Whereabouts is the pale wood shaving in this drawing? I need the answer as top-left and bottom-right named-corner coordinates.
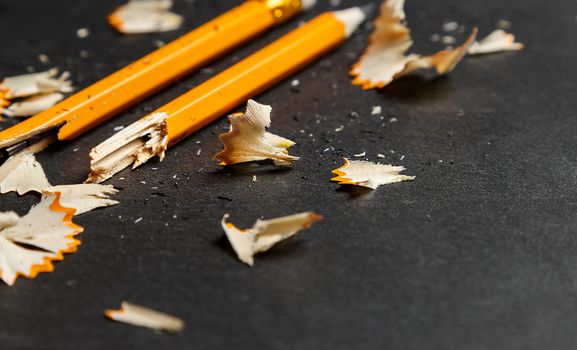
top-left (468, 29), bottom-right (524, 55)
top-left (215, 100), bottom-right (299, 166)
top-left (0, 193), bottom-right (83, 285)
top-left (331, 158), bottom-right (415, 189)
top-left (108, 0), bottom-right (183, 34)
top-left (222, 212), bottom-right (323, 266)
top-left (105, 302), bottom-right (184, 333)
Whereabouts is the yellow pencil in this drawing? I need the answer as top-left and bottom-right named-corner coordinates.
top-left (0, 0), bottom-right (316, 159)
top-left (87, 5), bottom-right (373, 183)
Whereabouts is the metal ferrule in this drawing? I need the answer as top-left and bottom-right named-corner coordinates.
top-left (256, 0), bottom-right (303, 24)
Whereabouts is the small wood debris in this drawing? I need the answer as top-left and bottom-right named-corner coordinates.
top-left (442, 21), bottom-right (459, 32)
top-left (467, 29), bottom-right (524, 55)
top-left (0, 193), bottom-right (83, 285)
top-left (76, 28), bottom-right (90, 38)
top-left (105, 302), bottom-right (184, 333)
top-left (108, 0), bottom-right (184, 34)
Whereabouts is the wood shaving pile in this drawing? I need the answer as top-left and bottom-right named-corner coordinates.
top-left (0, 69), bottom-right (73, 117)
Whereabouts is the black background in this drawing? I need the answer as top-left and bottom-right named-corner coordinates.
top-left (1, 0), bottom-right (577, 349)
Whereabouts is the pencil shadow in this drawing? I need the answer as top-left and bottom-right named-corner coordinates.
top-left (214, 235), bottom-right (238, 260)
top-left (335, 185), bottom-right (375, 199)
top-left (381, 75), bottom-right (455, 102)
top-left (212, 161), bottom-right (293, 177)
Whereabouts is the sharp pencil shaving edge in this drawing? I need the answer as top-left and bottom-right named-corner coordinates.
top-left (87, 5), bottom-right (374, 183)
top-left (0, 0), bottom-right (316, 161)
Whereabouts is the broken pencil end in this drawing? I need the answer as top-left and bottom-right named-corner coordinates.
top-left (87, 112), bottom-right (169, 183)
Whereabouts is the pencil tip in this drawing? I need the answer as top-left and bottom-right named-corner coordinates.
top-left (359, 2), bottom-right (377, 17)
top-left (333, 4), bottom-right (374, 37)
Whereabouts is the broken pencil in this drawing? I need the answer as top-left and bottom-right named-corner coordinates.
top-left (87, 4), bottom-right (374, 183)
top-left (0, 0), bottom-right (316, 160)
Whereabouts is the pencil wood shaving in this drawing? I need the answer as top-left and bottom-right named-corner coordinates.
top-left (467, 29), bottom-right (524, 55)
top-left (0, 69), bottom-right (72, 100)
top-left (0, 193), bottom-right (83, 286)
top-left (331, 158), bottom-right (415, 189)
top-left (0, 153), bottom-right (51, 195)
top-left (222, 212), bottom-right (323, 266)
top-left (105, 302), bottom-right (184, 333)
top-left (45, 185), bottom-right (119, 216)
top-left (0, 151), bottom-right (118, 215)
top-left (4, 92), bottom-right (65, 117)
top-left (108, 0), bottom-right (184, 34)
top-left (0, 69), bottom-right (73, 117)
top-left (215, 100), bottom-right (299, 166)
top-left (87, 112), bottom-right (169, 183)
top-left (350, 0), bottom-right (477, 90)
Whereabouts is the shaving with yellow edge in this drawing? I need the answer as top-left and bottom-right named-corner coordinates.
top-left (215, 99), bottom-right (299, 166)
top-left (0, 69), bottom-right (73, 117)
top-left (0, 143), bottom-right (119, 215)
top-left (222, 212), bottom-right (323, 266)
top-left (0, 193), bottom-right (83, 286)
top-left (105, 301), bottom-right (185, 333)
top-left (331, 158), bottom-right (415, 190)
top-left (108, 0), bottom-right (184, 34)
top-left (350, 0), bottom-right (477, 90)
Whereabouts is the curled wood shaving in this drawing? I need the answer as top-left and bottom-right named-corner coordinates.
top-left (0, 151), bottom-right (118, 215)
top-left (0, 69), bottom-right (72, 100)
top-left (350, 0), bottom-right (477, 90)
top-left (331, 158), bottom-right (415, 189)
top-left (4, 92), bottom-right (64, 118)
top-left (467, 29), bottom-right (524, 55)
top-left (0, 193), bottom-right (83, 285)
top-left (222, 212), bottom-right (323, 266)
top-left (105, 301), bottom-right (184, 333)
top-left (0, 153), bottom-right (51, 195)
top-left (108, 0), bottom-right (184, 34)
top-left (215, 100), bottom-right (299, 166)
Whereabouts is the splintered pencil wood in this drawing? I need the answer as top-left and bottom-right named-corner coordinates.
top-left (87, 6), bottom-right (370, 183)
top-left (0, 0), bottom-right (313, 151)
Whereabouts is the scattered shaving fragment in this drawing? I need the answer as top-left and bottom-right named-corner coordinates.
top-left (105, 302), bottom-right (184, 333)
top-left (350, 0), bottom-right (477, 90)
top-left (331, 158), bottom-right (415, 189)
top-left (371, 106), bottom-right (382, 115)
top-left (442, 21), bottom-right (458, 32)
top-left (4, 92), bottom-right (64, 117)
top-left (108, 0), bottom-right (184, 34)
top-left (0, 193), bottom-right (83, 285)
top-left (215, 100), bottom-right (299, 166)
top-left (467, 29), bottom-right (524, 55)
top-left (45, 185), bottom-right (119, 215)
top-left (0, 153), bottom-right (51, 195)
top-left (0, 150), bottom-right (118, 214)
top-left (222, 212), bottom-right (323, 266)
top-left (0, 69), bottom-right (72, 99)
top-left (87, 112), bottom-right (169, 183)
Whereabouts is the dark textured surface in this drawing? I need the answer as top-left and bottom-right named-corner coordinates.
top-left (1, 0), bottom-right (576, 349)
